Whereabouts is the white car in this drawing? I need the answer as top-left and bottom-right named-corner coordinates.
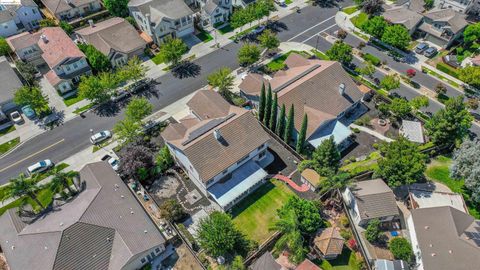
top-left (27, 159), bottom-right (53, 175)
top-left (10, 111), bottom-right (23, 124)
top-left (90, 130), bottom-right (112, 144)
top-left (108, 157), bottom-right (120, 171)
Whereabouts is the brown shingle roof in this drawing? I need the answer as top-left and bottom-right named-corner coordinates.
top-left (351, 179), bottom-right (399, 221)
top-left (238, 73), bottom-right (268, 96)
top-left (313, 227), bottom-right (345, 256)
top-left (187, 90), bottom-right (231, 120)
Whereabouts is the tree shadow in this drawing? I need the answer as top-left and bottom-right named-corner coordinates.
top-left (314, 0), bottom-right (340, 8)
top-left (93, 101), bottom-right (122, 117)
top-left (266, 21), bottom-right (288, 34)
top-left (136, 83), bottom-right (161, 99)
top-left (171, 61), bottom-right (201, 79)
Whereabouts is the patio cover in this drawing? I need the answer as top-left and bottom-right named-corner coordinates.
top-left (308, 120), bottom-right (352, 148)
top-left (207, 159), bottom-right (267, 209)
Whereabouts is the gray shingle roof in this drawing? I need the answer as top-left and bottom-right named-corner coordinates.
top-left (383, 6), bottom-right (423, 30)
top-left (0, 56), bottom-right (23, 104)
top-left (0, 162), bottom-right (165, 270)
top-left (423, 8), bottom-right (468, 33)
top-left (41, 0), bottom-right (97, 15)
top-left (250, 252), bottom-right (281, 270)
top-left (351, 179), bottom-right (399, 221)
top-left (128, 0), bottom-right (193, 25)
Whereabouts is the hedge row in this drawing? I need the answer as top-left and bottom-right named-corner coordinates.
top-left (362, 53), bottom-right (381, 66)
top-left (436, 62), bottom-right (459, 79)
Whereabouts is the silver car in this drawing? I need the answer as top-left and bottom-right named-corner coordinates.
top-left (90, 130), bottom-right (112, 144)
top-left (27, 159), bottom-right (53, 175)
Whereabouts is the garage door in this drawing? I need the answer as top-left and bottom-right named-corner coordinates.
top-left (425, 34), bottom-right (448, 48)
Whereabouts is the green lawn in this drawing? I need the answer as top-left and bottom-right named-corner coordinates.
top-left (426, 156), bottom-right (480, 219)
top-left (343, 6), bottom-right (359, 15)
top-left (196, 30), bottom-right (213, 43)
top-left (231, 179), bottom-right (295, 244)
top-left (264, 51), bottom-right (311, 73)
top-left (73, 103), bottom-right (93, 114)
top-left (218, 24), bottom-right (234, 34)
top-left (0, 125), bottom-right (16, 136)
top-left (311, 49), bottom-right (330, 60)
top-left (318, 248), bottom-right (362, 270)
top-left (351, 12), bottom-right (368, 29)
top-left (421, 66), bottom-right (460, 88)
top-left (0, 137), bottom-right (20, 155)
top-left (285, 0), bottom-right (292, 4)
top-left (341, 151), bottom-right (380, 176)
top-left (63, 94), bottom-right (84, 107)
top-left (151, 54), bottom-right (165, 65)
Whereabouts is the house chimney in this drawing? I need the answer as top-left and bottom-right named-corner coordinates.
top-left (88, 19), bottom-right (94, 27)
top-left (213, 129), bottom-right (222, 141)
top-left (338, 83), bottom-right (346, 96)
top-left (40, 34), bottom-right (48, 44)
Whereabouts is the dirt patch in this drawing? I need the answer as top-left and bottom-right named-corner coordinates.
top-left (149, 174), bottom-right (180, 200)
top-left (0, 253), bottom-right (8, 270)
top-left (163, 242), bottom-right (203, 270)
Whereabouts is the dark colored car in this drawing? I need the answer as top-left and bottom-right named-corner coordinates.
top-left (415, 42), bottom-right (429, 54)
top-left (424, 47), bottom-right (438, 58)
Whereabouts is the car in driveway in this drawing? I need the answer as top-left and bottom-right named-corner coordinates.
top-left (424, 47), bottom-right (438, 58)
top-left (21, 105), bottom-right (36, 120)
top-left (10, 111), bottom-right (23, 124)
top-left (90, 130), bottom-right (112, 144)
top-left (27, 159), bottom-right (53, 175)
top-left (101, 155), bottom-right (120, 171)
top-left (415, 42), bottom-right (429, 54)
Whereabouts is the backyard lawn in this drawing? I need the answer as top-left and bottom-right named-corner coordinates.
top-left (231, 179), bottom-right (295, 244)
top-left (426, 155), bottom-right (480, 219)
top-left (318, 248), bottom-right (362, 270)
top-left (341, 151), bottom-right (380, 176)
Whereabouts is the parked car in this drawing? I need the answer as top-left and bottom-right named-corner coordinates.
top-left (27, 159), bottom-right (53, 175)
top-left (90, 130), bottom-right (112, 144)
top-left (424, 47), bottom-right (438, 58)
top-left (415, 42), bottom-right (429, 54)
top-left (9, 111), bottom-right (23, 124)
top-left (21, 105), bottom-right (36, 120)
top-left (129, 78), bottom-right (152, 94)
top-left (111, 88), bottom-right (131, 102)
top-left (250, 25), bottom-right (266, 36)
top-left (102, 155), bottom-right (120, 171)
top-left (42, 113), bottom-right (60, 126)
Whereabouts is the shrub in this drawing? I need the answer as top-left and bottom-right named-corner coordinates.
top-left (389, 237), bottom-right (413, 262)
top-left (340, 228), bottom-right (352, 240)
top-left (340, 215), bottom-right (350, 227)
top-left (362, 53), bottom-right (381, 66)
top-left (365, 219), bottom-right (381, 243)
top-left (436, 62), bottom-right (459, 78)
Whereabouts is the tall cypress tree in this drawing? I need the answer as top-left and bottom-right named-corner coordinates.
top-left (296, 114), bottom-right (308, 153)
top-left (277, 104), bottom-right (286, 139)
top-left (284, 104), bottom-right (294, 144)
top-left (269, 93), bottom-right (278, 131)
top-left (264, 84), bottom-right (272, 126)
top-left (258, 84), bottom-right (266, 122)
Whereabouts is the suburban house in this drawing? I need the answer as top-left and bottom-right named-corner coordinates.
top-left (0, 0), bottom-right (42, 37)
top-left (0, 162), bottom-right (170, 270)
top-left (399, 120), bottom-right (425, 144)
top-left (233, 0), bottom-right (255, 8)
top-left (383, 5), bottom-right (423, 35)
top-left (40, 0), bottom-right (102, 21)
top-left (312, 227), bottom-right (345, 260)
top-left (417, 8), bottom-right (468, 48)
top-left (342, 179), bottom-right (400, 227)
top-left (128, 0), bottom-right (194, 45)
top-left (161, 90), bottom-right (272, 211)
top-left (407, 206), bottom-right (480, 270)
top-left (0, 56), bottom-right (23, 129)
top-left (437, 0), bottom-right (480, 14)
top-left (408, 187), bottom-right (468, 213)
top-left (250, 252), bottom-right (283, 270)
top-left (199, 0), bottom-right (232, 27)
top-left (75, 17), bottom-right (147, 67)
top-left (239, 53), bottom-right (366, 149)
top-left (295, 259), bottom-right (321, 270)
top-left (7, 27), bottom-right (92, 94)
top-left (374, 259), bottom-right (410, 270)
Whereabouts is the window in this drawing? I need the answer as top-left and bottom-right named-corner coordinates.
top-left (140, 258), bottom-right (146, 264)
top-left (73, 63), bottom-right (78, 69)
top-left (66, 66), bottom-right (71, 71)
top-left (155, 247), bottom-right (161, 253)
top-left (24, 12), bottom-right (27, 16)
top-left (32, 8), bottom-right (36, 14)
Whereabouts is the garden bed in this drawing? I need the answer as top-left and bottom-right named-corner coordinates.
top-left (263, 51), bottom-right (311, 73)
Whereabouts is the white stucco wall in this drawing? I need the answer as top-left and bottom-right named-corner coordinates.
top-left (407, 215), bottom-right (424, 270)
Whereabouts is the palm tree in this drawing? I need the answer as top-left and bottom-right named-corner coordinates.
top-left (270, 210), bottom-right (305, 263)
top-left (50, 169), bottom-right (75, 196)
top-left (6, 174), bottom-right (44, 209)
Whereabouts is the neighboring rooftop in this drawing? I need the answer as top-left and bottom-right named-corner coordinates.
top-left (75, 17), bottom-right (146, 56)
top-left (41, 0), bottom-right (97, 15)
top-left (0, 56), bottom-right (23, 103)
top-left (313, 227), bottom-right (345, 257)
top-left (400, 120), bottom-right (424, 144)
top-left (375, 259), bottom-right (410, 270)
top-left (409, 189), bottom-right (468, 213)
top-left (423, 8), bottom-right (468, 33)
top-left (383, 6), bottom-right (423, 30)
top-left (350, 179), bottom-right (399, 220)
top-left (0, 162), bottom-right (166, 270)
top-left (295, 259), bottom-right (320, 270)
top-left (250, 252), bottom-right (282, 270)
top-left (128, 0), bottom-right (193, 25)
top-left (409, 206), bottom-right (480, 270)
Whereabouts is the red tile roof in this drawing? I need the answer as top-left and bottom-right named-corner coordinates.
top-left (295, 259), bottom-right (321, 270)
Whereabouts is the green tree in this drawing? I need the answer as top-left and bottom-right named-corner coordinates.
top-left (365, 218), bottom-right (381, 243)
top-left (319, 172), bottom-right (351, 194)
top-left (196, 211), bottom-right (249, 257)
top-left (388, 98), bottom-right (411, 118)
top-left (380, 75), bottom-right (400, 91)
top-left (269, 93), bottom-right (278, 131)
top-left (125, 97), bottom-right (153, 122)
top-left (312, 136), bottom-right (341, 176)
top-left (459, 65), bottom-right (480, 89)
top-left (264, 85), bottom-right (272, 126)
top-left (410, 96), bottom-right (429, 110)
top-left (356, 62), bottom-right (376, 77)
top-left (78, 44), bottom-right (111, 73)
top-left (276, 104), bottom-right (286, 138)
top-left (377, 136), bottom-right (427, 187)
top-left (258, 84), bottom-right (266, 122)
top-left (50, 169), bottom-right (75, 196)
top-left (0, 37), bottom-right (11, 56)
top-left (278, 196), bottom-right (322, 234)
top-left (271, 209), bottom-right (305, 263)
top-left (425, 96), bottom-right (473, 147)
top-left (13, 86), bottom-right (49, 115)
top-left (39, 18), bottom-right (56, 27)
top-left (208, 67), bottom-right (235, 99)
top-left (103, 0), bottom-right (130, 17)
top-left (156, 145), bottom-right (174, 174)
top-left (258, 29), bottom-right (280, 52)
top-left (361, 16), bottom-right (387, 38)
top-left (424, 0), bottom-right (434, 9)
top-left (230, 256), bottom-right (246, 270)
top-left (119, 56), bottom-right (147, 82)
top-left (326, 41), bottom-right (353, 64)
top-left (389, 237), bottom-right (413, 262)
top-left (15, 60), bottom-right (37, 85)
top-left (464, 22), bottom-right (480, 44)
top-left (157, 37), bottom-right (188, 66)
top-left (113, 118), bottom-right (143, 145)
top-left (434, 83), bottom-right (447, 97)
top-left (6, 174), bottom-right (44, 209)
top-left (284, 104), bottom-right (294, 143)
top-left (237, 43), bottom-right (261, 66)
top-left (159, 199), bottom-right (186, 222)
top-left (381, 25), bottom-right (411, 50)
top-left (59, 21), bottom-right (73, 35)
top-left (296, 114), bottom-right (308, 154)
top-left (78, 75), bottom-right (111, 104)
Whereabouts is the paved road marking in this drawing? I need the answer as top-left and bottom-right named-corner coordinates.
top-left (300, 24), bottom-right (337, 43)
top-left (0, 139), bottom-right (65, 173)
top-left (286, 15), bottom-right (336, 42)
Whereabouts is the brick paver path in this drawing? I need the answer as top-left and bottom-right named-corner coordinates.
top-left (273, 174), bottom-right (310, 192)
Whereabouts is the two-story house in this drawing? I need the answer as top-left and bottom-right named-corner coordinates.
top-left (417, 8), bottom-right (468, 48)
top-left (128, 0), bottom-right (194, 45)
top-left (239, 53), bottom-right (366, 150)
top-left (199, 0), bottom-right (232, 27)
top-left (7, 27), bottom-right (92, 94)
top-left (0, 0), bottom-right (42, 37)
top-left (0, 162), bottom-right (171, 270)
top-left (41, 0), bottom-right (102, 21)
top-left (437, 0), bottom-right (480, 14)
top-left (161, 90), bottom-right (272, 211)
top-left (75, 18), bottom-right (147, 68)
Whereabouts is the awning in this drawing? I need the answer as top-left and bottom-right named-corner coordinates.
top-left (208, 160), bottom-right (267, 209)
top-left (308, 120), bottom-right (352, 148)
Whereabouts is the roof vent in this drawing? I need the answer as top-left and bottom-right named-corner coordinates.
top-left (144, 230), bottom-right (148, 234)
top-left (93, 254), bottom-right (96, 258)
top-left (213, 129), bottom-right (222, 141)
top-left (448, 250), bottom-right (453, 254)
top-left (424, 226), bottom-right (429, 230)
top-left (40, 34), bottom-right (48, 44)
top-left (107, 237), bottom-right (111, 242)
top-left (59, 222), bottom-right (64, 226)
top-left (130, 211), bottom-right (134, 214)
top-left (121, 195), bottom-right (125, 198)
top-left (339, 83), bottom-right (346, 96)
top-left (44, 246), bottom-right (48, 250)
top-left (431, 253), bottom-right (436, 257)
top-left (115, 184), bottom-right (119, 188)
top-left (11, 246), bottom-right (15, 250)
top-left (429, 244), bottom-right (433, 247)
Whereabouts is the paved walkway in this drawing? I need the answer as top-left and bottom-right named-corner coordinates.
top-left (350, 123), bottom-right (394, 142)
top-left (273, 174), bottom-right (310, 192)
